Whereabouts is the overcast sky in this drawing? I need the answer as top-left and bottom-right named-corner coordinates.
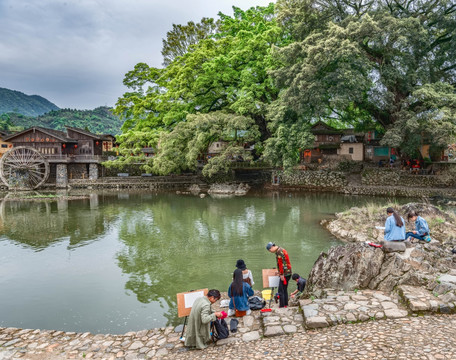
top-left (0, 0), bottom-right (273, 110)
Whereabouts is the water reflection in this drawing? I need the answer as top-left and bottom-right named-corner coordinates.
top-left (0, 192), bottom-right (116, 250)
top-left (0, 190), bottom-right (410, 332)
top-left (114, 193), bottom-right (350, 326)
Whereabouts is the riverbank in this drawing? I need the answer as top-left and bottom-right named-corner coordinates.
top-left (1, 287), bottom-right (455, 359)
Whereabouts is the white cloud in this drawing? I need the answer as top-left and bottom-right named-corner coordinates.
top-left (0, 0), bottom-right (273, 109)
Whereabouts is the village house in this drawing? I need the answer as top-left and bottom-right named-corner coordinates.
top-left (2, 126), bottom-right (112, 186)
top-left (301, 121), bottom-right (343, 163)
top-left (0, 130), bottom-right (12, 157)
top-left (338, 133), bottom-right (364, 161)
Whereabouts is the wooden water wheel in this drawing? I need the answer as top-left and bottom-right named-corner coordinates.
top-left (0, 146), bottom-right (50, 190)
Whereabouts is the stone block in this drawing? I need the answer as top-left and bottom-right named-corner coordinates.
top-left (305, 317), bottom-right (329, 328)
top-left (216, 338), bottom-right (239, 346)
top-left (242, 315), bottom-right (254, 328)
top-left (264, 326), bottom-right (284, 337)
top-left (283, 325), bottom-right (297, 334)
top-left (302, 304), bottom-right (319, 318)
top-left (439, 274), bottom-right (456, 285)
top-left (409, 300), bottom-right (429, 311)
top-left (381, 301), bottom-right (398, 310)
top-left (299, 299), bottom-right (313, 307)
top-left (242, 331), bottom-right (260, 342)
top-left (384, 309), bottom-right (408, 319)
top-left (383, 241), bottom-right (406, 253)
top-left (344, 303), bottom-right (360, 311)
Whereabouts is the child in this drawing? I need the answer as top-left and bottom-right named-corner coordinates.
top-left (290, 273), bottom-right (306, 299)
top-left (406, 211), bottom-right (431, 242)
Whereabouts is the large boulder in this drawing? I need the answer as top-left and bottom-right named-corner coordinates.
top-left (304, 239), bottom-right (456, 297)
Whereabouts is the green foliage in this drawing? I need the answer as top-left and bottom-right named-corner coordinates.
top-left (114, 4), bottom-right (289, 172)
top-left (152, 111), bottom-right (260, 177)
top-left (381, 83), bottom-right (456, 155)
top-left (0, 87), bottom-right (59, 117)
top-left (161, 17), bottom-right (219, 66)
top-left (272, 0), bottom-right (456, 154)
top-left (2, 107), bottom-right (123, 135)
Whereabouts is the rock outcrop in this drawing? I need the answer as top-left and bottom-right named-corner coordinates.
top-left (207, 183), bottom-right (250, 196)
top-left (322, 202), bottom-right (456, 243)
top-left (304, 239), bottom-right (456, 303)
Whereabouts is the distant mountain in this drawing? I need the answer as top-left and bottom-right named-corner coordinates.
top-left (0, 87), bottom-right (60, 116)
top-left (1, 107), bottom-right (123, 135)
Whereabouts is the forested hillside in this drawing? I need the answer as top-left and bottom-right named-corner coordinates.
top-left (0, 87), bottom-right (59, 116)
top-left (0, 107), bottom-right (123, 135)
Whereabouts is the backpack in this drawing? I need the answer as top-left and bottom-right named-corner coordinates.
top-left (211, 318), bottom-right (229, 342)
top-left (248, 296), bottom-right (266, 310)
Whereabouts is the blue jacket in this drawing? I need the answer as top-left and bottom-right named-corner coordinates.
top-left (415, 216), bottom-right (430, 236)
top-left (384, 215), bottom-right (406, 241)
top-left (228, 282), bottom-right (254, 311)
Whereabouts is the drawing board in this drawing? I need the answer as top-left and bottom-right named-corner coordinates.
top-left (262, 269), bottom-right (280, 288)
top-left (176, 289), bottom-right (208, 318)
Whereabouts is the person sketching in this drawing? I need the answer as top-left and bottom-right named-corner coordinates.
top-left (384, 207), bottom-right (406, 241)
top-left (228, 269), bottom-right (254, 317)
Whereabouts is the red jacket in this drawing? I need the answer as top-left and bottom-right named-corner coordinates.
top-left (276, 247), bottom-right (292, 276)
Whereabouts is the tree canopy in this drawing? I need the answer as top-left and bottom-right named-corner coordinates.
top-left (272, 0), bottom-right (456, 158)
top-left (114, 0), bottom-right (456, 175)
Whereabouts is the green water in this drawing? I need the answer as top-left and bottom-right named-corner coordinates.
top-left (0, 191), bottom-right (406, 334)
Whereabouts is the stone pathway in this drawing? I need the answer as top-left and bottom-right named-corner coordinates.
top-left (300, 289), bottom-right (408, 329)
top-left (1, 287), bottom-right (456, 359)
top-left (165, 315), bottom-right (456, 360)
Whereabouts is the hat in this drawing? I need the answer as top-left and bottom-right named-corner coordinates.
top-left (386, 207), bottom-right (394, 213)
top-left (236, 259), bottom-right (247, 270)
top-left (266, 242), bottom-right (275, 251)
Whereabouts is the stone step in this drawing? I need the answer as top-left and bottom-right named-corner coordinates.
top-left (299, 289), bottom-right (409, 329)
top-left (396, 284), bottom-right (456, 314)
top-left (260, 307), bottom-right (303, 337)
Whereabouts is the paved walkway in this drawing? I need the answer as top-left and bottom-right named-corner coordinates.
top-left (165, 315), bottom-right (456, 360)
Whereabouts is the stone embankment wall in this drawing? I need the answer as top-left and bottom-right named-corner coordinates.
top-left (271, 168), bottom-right (456, 198)
top-left (361, 168), bottom-right (454, 188)
top-left (277, 170), bottom-right (347, 189)
top-left (66, 175), bottom-right (205, 191)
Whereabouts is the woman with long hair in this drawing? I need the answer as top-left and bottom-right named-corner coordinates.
top-left (227, 268), bottom-right (254, 317)
top-left (384, 207), bottom-right (406, 241)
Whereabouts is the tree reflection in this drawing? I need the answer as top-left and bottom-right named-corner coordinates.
top-left (0, 193), bottom-right (116, 250)
top-left (114, 193), bottom-right (331, 326)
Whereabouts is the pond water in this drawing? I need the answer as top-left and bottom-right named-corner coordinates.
top-left (0, 191), bottom-right (409, 334)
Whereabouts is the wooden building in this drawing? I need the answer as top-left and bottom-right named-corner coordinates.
top-left (301, 122), bottom-right (343, 162)
top-left (3, 126), bottom-right (111, 186)
top-left (0, 130), bottom-right (12, 157)
top-left (3, 126), bottom-right (108, 160)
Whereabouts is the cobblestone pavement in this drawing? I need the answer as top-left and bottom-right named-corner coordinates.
top-left (165, 315), bottom-right (456, 360)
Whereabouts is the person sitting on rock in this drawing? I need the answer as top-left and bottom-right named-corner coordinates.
top-left (235, 259), bottom-right (254, 286)
top-left (384, 207), bottom-right (406, 241)
top-left (290, 273), bottom-right (306, 299)
top-left (228, 269), bottom-right (254, 317)
top-left (184, 289), bottom-right (223, 350)
top-left (406, 211), bottom-right (431, 242)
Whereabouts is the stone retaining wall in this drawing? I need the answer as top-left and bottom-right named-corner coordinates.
top-left (361, 168), bottom-right (454, 187)
top-left (277, 170), bottom-right (347, 189)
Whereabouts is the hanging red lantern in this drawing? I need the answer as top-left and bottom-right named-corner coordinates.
top-left (62, 144), bottom-right (66, 148)
top-left (96, 141), bottom-right (99, 146)
top-left (74, 145), bottom-right (78, 149)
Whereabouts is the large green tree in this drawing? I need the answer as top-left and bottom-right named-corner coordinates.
top-left (272, 0), bottom-right (456, 159)
top-left (114, 4), bottom-right (291, 174)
